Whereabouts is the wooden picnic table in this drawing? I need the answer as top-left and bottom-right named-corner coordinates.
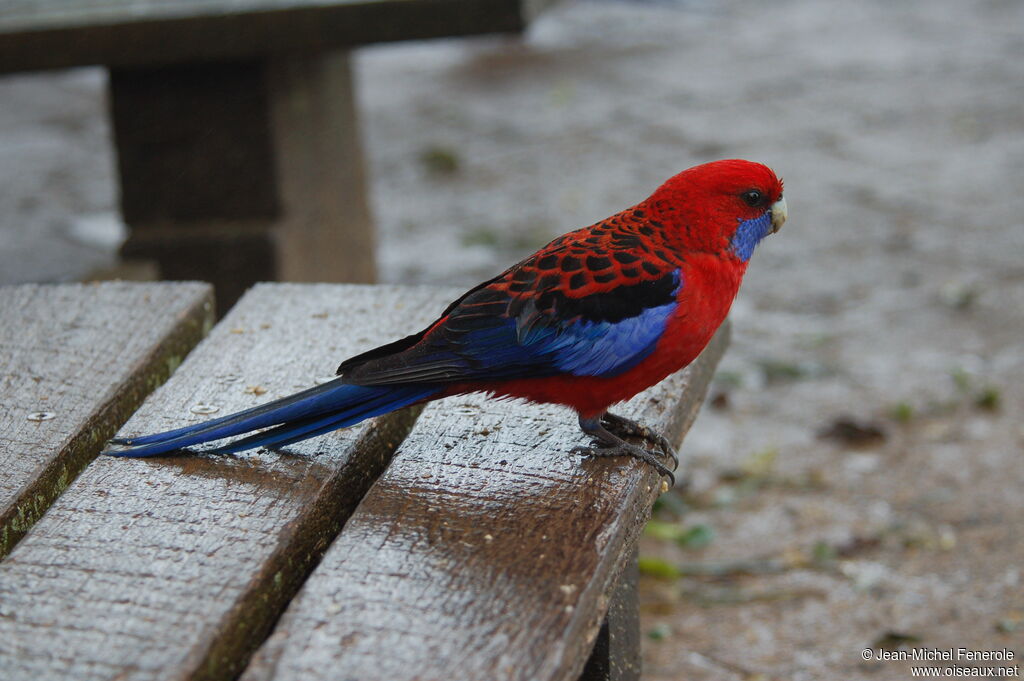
top-left (0, 282), bottom-right (727, 681)
top-left (0, 0), bottom-right (553, 311)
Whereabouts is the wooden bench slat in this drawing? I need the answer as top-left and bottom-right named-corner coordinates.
top-left (241, 325), bottom-right (730, 681)
top-left (0, 0), bottom-right (547, 73)
top-left (0, 282), bottom-right (212, 558)
top-left (0, 283), bottom-right (454, 681)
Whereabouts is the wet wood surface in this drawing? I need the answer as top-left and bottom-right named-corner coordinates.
top-left (243, 324), bottom-right (730, 681)
top-left (0, 281), bottom-right (212, 558)
top-left (0, 0), bottom-right (546, 73)
top-left (0, 283), bottom-right (455, 681)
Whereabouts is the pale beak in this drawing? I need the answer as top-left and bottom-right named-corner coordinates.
top-left (770, 196), bottom-right (788, 233)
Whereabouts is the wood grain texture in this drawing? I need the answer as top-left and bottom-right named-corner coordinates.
top-left (0, 281), bottom-right (213, 558)
top-left (0, 283), bottom-right (456, 681)
top-left (0, 0), bottom-right (544, 73)
top-left (242, 323), bottom-right (730, 681)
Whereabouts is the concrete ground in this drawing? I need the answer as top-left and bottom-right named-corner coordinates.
top-left (1, 0), bottom-right (1021, 678)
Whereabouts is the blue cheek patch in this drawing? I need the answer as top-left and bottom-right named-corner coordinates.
top-left (730, 212), bottom-right (773, 262)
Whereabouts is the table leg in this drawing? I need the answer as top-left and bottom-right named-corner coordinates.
top-left (109, 52), bottom-right (375, 313)
top-left (579, 547), bottom-right (642, 681)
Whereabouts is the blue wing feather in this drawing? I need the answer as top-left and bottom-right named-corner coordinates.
top-left (343, 270), bottom-right (682, 385)
top-left (549, 300), bottom-right (677, 376)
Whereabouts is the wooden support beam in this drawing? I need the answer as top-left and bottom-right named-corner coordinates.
top-left (578, 548), bottom-right (641, 681)
top-left (111, 53), bottom-right (375, 313)
top-left (269, 52), bottom-right (376, 285)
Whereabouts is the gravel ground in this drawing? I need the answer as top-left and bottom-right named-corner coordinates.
top-left (1, 0), bottom-right (1021, 678)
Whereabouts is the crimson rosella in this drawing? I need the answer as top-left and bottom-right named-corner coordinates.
top-left (105, 159), bottom-right (787, 482)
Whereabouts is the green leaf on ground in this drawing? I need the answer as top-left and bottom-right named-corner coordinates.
top-left (644, 521), bottom-right (715, 549)
top-left (638, 556), bottom-right (681, 579)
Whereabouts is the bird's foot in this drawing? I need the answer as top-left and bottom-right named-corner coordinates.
top-left (571, 440), bottom-right (675, 486)
top-left (600, 412), bottom-right (679, 470)
top-left (574, 413), bottom-right (678, 486)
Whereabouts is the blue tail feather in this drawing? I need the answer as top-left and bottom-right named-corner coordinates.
top-left (104, 380), bottom-right (439, 458)
top-left (109, 378), bottom-right (355, 447)
top-left (202, 386), bottom-right (437, 455)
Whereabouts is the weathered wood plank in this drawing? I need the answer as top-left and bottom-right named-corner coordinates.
top-left (0, 0), bottom-right (547, 73)
top-left (0, 283), bottom-right (455, 681)
top-left (0, 281), bottom-right (212, 558)
top-left (242, 324), bottom-right (730, 681)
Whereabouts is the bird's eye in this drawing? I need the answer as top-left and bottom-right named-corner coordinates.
top-left (741, 189), bottom-right (765, 208)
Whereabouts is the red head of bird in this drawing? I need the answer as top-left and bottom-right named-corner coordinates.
top-left (643, 159), bottom-right (786, 261)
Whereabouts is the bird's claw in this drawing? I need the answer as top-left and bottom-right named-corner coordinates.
top-left (601, 413), bottom-right (680, 470)
top-left (572, 441), bottom-right (676, 487)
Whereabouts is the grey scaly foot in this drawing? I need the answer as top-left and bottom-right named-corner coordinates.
top-left (600, 412), bottom-right (679, 470)
top-left (573, 414), bottom-right (676, 485)
top-left (571, 440), bottom-right (676, 484)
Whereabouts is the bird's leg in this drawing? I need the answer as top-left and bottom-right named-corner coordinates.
top-left (571, 414), bottom-right (675, 485)
top-left (600, 412), bottom-right (679, 470)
